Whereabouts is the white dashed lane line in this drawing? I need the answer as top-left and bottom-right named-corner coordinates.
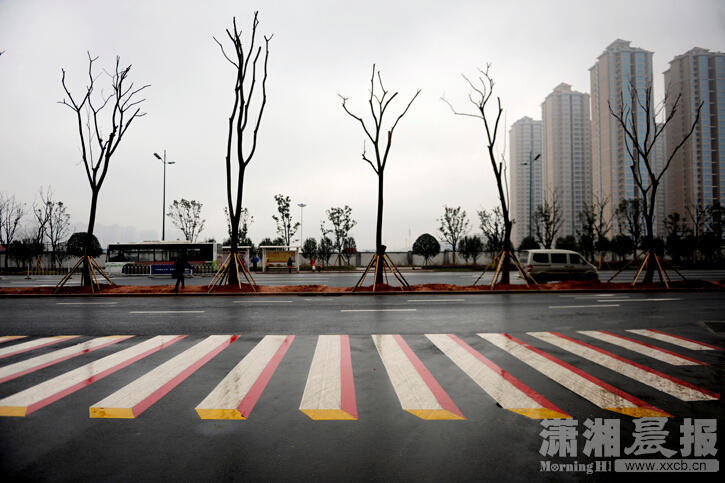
top-left (340, 309), bottom-right (417, 313)
top-left (407, 299), bottom-right (466, 303)
top-left (57, 302), bottom-right (119, 305)
top-left (129, 311), bottom-right (206, 314)
top-left (548, 304), bottom-right (620, 309)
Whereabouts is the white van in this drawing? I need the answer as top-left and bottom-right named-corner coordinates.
top-left (519, 249), bottom-right (598, 282)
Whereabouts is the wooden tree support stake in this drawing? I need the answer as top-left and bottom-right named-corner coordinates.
top-left (473, 250), bottom-right (536, 288)
top-left (54, 256), bottom-right (115, 294)
top-left (352, 253), bottom-right (411, 292)
top-left (208, 252), bottom-right (256, 293)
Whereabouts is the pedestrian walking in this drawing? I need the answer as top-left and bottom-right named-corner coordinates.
top-left (173, 252), bottom-right (190, 293)
top-left (287, 256), bottom-right (293, 274)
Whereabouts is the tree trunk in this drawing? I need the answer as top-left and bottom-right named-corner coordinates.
top-left (501, 219), bottom-right (512, 284)
top-left (375, 172), bottom-right (385, 285)
top-left (83, 189), bottom-right (99, 287)
top-left (643, 207), bottom-right (656, 284)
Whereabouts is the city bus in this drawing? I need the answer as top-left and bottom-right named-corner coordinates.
top-left (105, 241), bottom-right (221, 275)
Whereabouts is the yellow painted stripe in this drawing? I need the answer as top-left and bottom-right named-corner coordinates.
top-left (406, 409), bottom-right (463, 420)
top-left (0, 336), bottom-right (27, 344)
top-left (300, 409), bottom-right (358, 420)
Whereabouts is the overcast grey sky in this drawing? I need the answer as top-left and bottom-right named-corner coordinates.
top-left (1, 0), bottom-right (724, 250)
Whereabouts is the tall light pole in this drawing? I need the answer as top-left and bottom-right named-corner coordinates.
top-left (297, 203), bottom-right (306, 246)
top-left (153, 150), bottom-right (176, 241)
top-left (521, 152), bottom-right (541, 239)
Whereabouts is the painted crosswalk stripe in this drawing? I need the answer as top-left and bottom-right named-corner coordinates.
top-left (90, 335), bottom-right (239, 419)
top-left (626, 329), bottom-right (723, 351)
top-left (196, 335), bottom-right (295, 420)
top-left (426, 334), bottom-right (569, 419)
top-left (0, 335), bottom-right (184, 417)
top-left (0, 336), bottom-right (133, 384)
top-left (0, 336), bottom-right (78, 360)
top-left (374, 334), bottom-right (464, 420)
top-left (299, 335), bottom-right (357, 420)
top-left (578, 330), bottom-right (706, 366)
top-left (0, 336), bottom-right (27, 344)
top-left (478, 333), bottom-right (670, 418)
top-left (529, 332), bottom-right (719, 402)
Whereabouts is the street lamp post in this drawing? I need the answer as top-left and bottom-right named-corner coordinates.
top-left (521, 152), bottom-right (541, 239)
top-left (153, 150), bottom-right (176, 241)
top-left (297, 203), bottom-right (306, 246)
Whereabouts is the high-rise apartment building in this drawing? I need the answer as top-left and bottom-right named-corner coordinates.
top-left (541, 83), bottom-right (592, 238)
top-left (590, 39), bottom-right (665, 236)
top-left (664, 47), bottom-right (725, 222)
top-left (509, 116), bottom-right (543, 247)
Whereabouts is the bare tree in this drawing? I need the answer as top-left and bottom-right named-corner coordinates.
top-left (167, 199), bottom-right (205, 242)
top-left (594, 197), bottom-right (613, 265)
top-left (214, 12), bottom-right (271, 286)
top-left (616, 199), bottom-right (644, 259)
top-left (324, 205), bottom-right (357, 266)
top-left (224, 206), bottom-right (253, 245)
top-left (59, 52), bottom-right (149, 285)
top-left (443, 65), bottom-right (516, 284)
top-left (340, 65), bottom-right (420, 285)
top-left (533, 194), bottom-right (563, 249)
top-left (478, 207), bottom-right (505, 260)
top-left (272, 194), bottom-right (299, 246)
top-left (609, 82), bottom-right (702, 283)
top-left (438, 205), bottom-right (469, 264)
top-left (0, 193), bottom-right (25, 269)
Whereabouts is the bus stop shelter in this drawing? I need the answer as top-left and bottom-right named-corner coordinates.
top-left (260, 245), bottom-right (300, 273)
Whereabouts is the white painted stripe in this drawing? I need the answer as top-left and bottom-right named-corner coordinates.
top-left (57, 302), bottom-right (119, 305)
top-left (129, 311), bottom-right (205, 314)
top-left (340, 309), bottom-right (417, 313)
top-left (626, 329), bottom-right (719, 351)
top-left (234, 300), bottom-right (293, 303)
top-left (299, 335), bottom-right (357, 420)
top-left (478, 333), bottom-right (668, 417)
top-left (0, 336), bottom-right (131, 383)
top-left (549, 304), bottom-right (620, 309)
top-left (601, 298), bottom-right (681, 303)
top-left (407, 299), bottom-right (466, 303)
top-left (578, 331), bottom-right (702, 366)
top-left (0, 336), bottom-right (182, 416)
top-left (90, 335), bottom-right (237, 418)
top-left (0, 336), bottom-right (77, 359)
top-left (0, 336), bottom-right (26, 344)
top-left (426, 334), bottom-right (569, 419)
top-left (196, 335), bottom-right (292, 419)
top-left (529, 332), bottom-right (718, 401)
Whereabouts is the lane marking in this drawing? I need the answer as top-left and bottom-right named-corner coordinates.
top-left (0, 336), bottom-right (27, 344)
top-left (406, 299), bottom-right (466, 303)
top-left (529, 332), bottom-right (719, 402)
top-left (340, 309), bottom-right (417, 313)
top-left (129, 311), bottom-right (205, 314)
top-left (548, 304), bottom-right (620, 309)
top-left (196, 335), bottom-right (295, 420)
top-left (599, 298), bottom-right (682, 303)
top-left (234, 300), bottom-right (293, 304)
top-left (478, 333), bottom-right (671, 418)
top-left (56, 302), bottom-right (119, 305)
top-left (426, 334), bottom-right (569, 419)
top-left (626, 329), bottom-right (723, 351)
top-left (374, 334), bottom-right (464, 420)
top-left (90, 335), bottom-right (239, 418)
top-left (299, 335), bottom-right (357, 420)
top-left (0, 336), bottom-right (133, 384)
top-left (0, 336), bottom-right (78, 360)
top-left (578, 330), bottom-right (706, 366)
top-left (0, 336), bottom-right (184, 417)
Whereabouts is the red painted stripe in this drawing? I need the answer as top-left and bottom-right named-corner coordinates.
top-left (549, 332), bottom-right (719, 400)
top-left (646, 329), bottom-right (723, 350)
top-left (394, 334), bottom-right (463, 417)
top-left (237, 335), bottom-right (295, 418)
top-left (448, 334), bottom-right (569, 416)
top-left (0, 336), bottom-right (134, 385)
top-left (597, 330), bottom-right (707, 365)
top-left (0, 337), bottom-right (79, 360)
top-left (24, 336), bottom-right (185, 416)
top-left (500, 333), bottom-right (670, 416)
top-left (338, 335), bottom-right (358, 419)
top-left (131, 335), bottom-right (240, 417)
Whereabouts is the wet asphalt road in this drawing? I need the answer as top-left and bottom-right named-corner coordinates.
top-left (0, 292), bottom-right (723, 481)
